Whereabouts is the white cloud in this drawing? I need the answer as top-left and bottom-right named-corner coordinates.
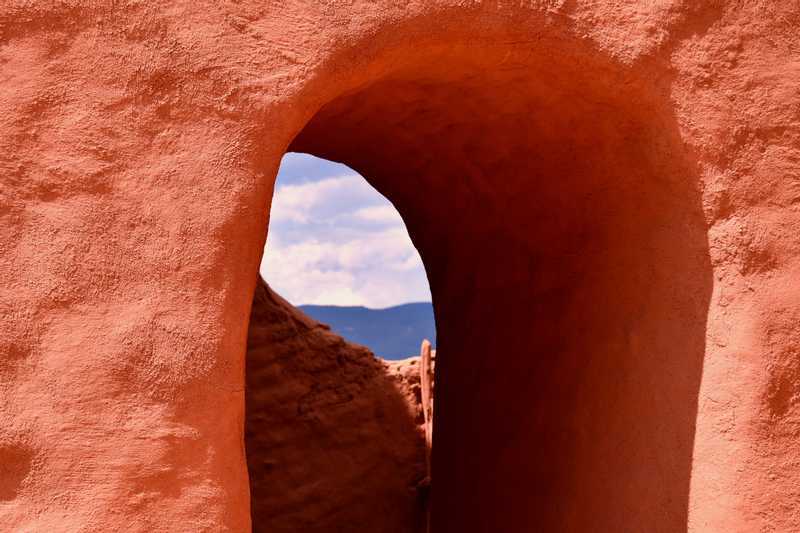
top-left (268, 174), bottom-right (384, 224)
top-left (261, 228), bottom-right (429, 308)
top-left (260, 154), bottom-right (431, 308)
top-left (349, 205), bottom-right (404, 224)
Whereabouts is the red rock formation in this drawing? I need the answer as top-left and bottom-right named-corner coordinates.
top-left (2, 2), bottom-right (800, 532)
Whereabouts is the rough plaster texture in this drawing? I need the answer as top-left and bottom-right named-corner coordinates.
top-left (1, 1), bottom-right (800, 532)
top-left (245, 279), bottom-right (427, 533)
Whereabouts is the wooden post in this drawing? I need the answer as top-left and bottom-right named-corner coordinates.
top-left (420, 339), bottom-right (434, 532)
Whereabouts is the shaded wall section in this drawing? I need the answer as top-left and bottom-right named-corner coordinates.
top-left (291, 39), bottom-right (713, 532)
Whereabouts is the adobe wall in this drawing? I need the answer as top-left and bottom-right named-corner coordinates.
top-left (245, 279), bottom-right (428, 533)
top-left (2, 2), bottom-right (799, 531)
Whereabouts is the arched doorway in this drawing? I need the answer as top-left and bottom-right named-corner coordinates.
top-left (250, 22), bottom-right (712, 533)
top-left (247, 153), bottom-right (435, 532)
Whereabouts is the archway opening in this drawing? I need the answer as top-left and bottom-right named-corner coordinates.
top-left (260, 152), bottom-right (436, 359)
top-left (246, 154), bottom-right (435, 533)
top-left (248, 28), bottom-right (712, 533)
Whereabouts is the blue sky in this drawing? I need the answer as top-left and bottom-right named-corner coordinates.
top-left (259, 153), bottom-right (432, 308)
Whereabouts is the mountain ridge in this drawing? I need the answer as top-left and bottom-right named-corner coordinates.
top-left (298, 301), bottom-right (436, 360)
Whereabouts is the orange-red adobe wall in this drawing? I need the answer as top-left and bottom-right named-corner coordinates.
top-left (2, 2), bottom-right (800, 532)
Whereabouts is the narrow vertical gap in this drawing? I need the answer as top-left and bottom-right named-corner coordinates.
top-left (247, 153), bottom-right (435, 533)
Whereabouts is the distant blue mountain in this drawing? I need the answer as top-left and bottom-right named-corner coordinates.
top-left (298, 302), bottom-right (436, 360)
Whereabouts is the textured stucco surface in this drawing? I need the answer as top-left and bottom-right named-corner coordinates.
top-left (245, 279), bottom-right (427, 533)
top-left (2, 1), bottom-right (800, 532)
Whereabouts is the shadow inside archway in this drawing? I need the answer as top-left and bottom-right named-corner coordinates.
top-left (285, 31), bottom-right (712, 532)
